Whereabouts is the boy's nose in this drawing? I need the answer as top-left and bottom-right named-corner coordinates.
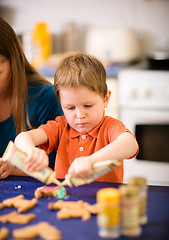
top-left (76, 109), bottom-right (85, 118)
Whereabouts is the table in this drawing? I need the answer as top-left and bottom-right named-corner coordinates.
top-left (0, 176), bottom-right (169, 240)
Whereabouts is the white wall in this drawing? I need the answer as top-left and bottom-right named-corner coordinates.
top-left (0, 0), bottom-right (169, 56)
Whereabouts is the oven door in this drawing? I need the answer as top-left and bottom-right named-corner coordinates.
top-left (120, 109), bottom-right (169, 186)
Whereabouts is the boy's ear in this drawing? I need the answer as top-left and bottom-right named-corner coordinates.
top-left (104, 90), bottom-right (111, 108)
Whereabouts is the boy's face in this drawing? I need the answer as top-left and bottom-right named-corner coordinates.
top-left (60, 86), bottom-right (110, 134)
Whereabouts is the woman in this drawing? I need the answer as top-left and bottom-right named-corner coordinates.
top-left (0, 17), bottom-right (63, 179)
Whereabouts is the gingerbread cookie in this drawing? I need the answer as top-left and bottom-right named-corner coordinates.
top-left (0, 227), bottom-right (9, 240)
top-left (0, 202), bottom-right (5, 210)
top-left (83, 202), bottom-right (101, 215)
top-left (2, 194), bottom-right (37, 212)
top-left (12, 221), bottom-right (61, 240)
top-left (2, 194), bottom-right (24, 207)
top-left (48, 200), bottom-right (84, 210)
top-left (57, 207), bottom-right (91, 221)
top-left (48, 200), bottom-right (100, 221)
top-left (35, 185), bottom-right (67, 199)
top-left (0, 211), bottom-right (36, 224)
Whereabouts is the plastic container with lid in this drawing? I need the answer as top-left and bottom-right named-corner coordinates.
top-left (97, 188), bottom-right (121, 238)
top-left (119, 185), bottom-right (141, 237)
top-left (129, 177), bottom-right (148, 224)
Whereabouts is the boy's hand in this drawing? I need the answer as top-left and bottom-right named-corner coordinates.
top-left (68, 156), bottom-right (93, 180)
top-left (25, 147), bottom-right (49, 172)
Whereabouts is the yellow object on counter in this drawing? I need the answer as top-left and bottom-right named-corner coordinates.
top-left (32, 22), bottom-right (52, 67)
top-left (97, 188), bottom-right (121, 238)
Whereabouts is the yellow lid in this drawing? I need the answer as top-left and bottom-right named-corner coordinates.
top-left (129, 177), bottom-right (147, 187)
top-left (97, 188), bottom-right (120, 203)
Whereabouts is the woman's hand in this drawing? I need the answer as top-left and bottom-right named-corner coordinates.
top-left (0, 158), bottom-right (12, 179)
top-left (68, 156), bottom-right (93, 180)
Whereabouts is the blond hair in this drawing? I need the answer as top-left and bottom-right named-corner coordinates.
top-left (0, 17), bottom-right (49, 134)
top-left (54, 53), bottom-right (107, 100)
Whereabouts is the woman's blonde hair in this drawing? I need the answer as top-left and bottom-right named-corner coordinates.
top-left (0, 17), bottom-right (49, 134)
top-left (54, 53), bottom-right (107, 100)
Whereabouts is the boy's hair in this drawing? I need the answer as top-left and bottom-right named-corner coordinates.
top-left (54, 53), bottom-right (107, 100)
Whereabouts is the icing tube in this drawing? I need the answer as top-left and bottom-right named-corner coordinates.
top-left (61, 159), bottom-right (121, 187)
top-left (2, 141), bottom-right (60, 185)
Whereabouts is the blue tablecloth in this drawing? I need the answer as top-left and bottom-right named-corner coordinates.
top-left (0, 176), bottom-right (169, 240)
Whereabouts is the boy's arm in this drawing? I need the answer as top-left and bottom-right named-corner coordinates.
top-left (68, 132), bottom-right (138, 179)
top-left (15, 129), bottom-right (48, 150)
top-left (14, 129), bottom-right (49, 172)
top-left (90, 132), bottom-right (139, 163)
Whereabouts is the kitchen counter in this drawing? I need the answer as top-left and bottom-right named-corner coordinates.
top-left (0, 176), bottom-right (169, 240)
top-left (37, 61), bottom-right (128, 79)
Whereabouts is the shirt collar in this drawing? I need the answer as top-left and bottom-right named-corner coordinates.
top-left (69, 114), bottom-right (105, 139)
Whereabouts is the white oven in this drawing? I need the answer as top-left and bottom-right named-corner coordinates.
top-left (118, 68), bottom-right (169, 186)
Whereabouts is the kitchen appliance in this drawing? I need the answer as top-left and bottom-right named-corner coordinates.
top-left (147, 48), bottom-right (169, 70)
top-left (85, 27), bottom-right (142, 65)
top-left (118, 64), bottom-right (169, 186)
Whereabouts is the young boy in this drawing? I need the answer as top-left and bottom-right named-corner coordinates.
top-left (15, 53), bottom-right (138, 183)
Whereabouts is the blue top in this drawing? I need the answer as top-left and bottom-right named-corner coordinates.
top-left (0, 82), bottom-right (63, 169)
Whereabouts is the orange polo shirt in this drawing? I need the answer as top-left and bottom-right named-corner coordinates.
top-left (39, 115), bottom-right (136, 183)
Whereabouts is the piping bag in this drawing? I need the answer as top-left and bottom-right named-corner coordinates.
top-left (61, 159), bottom-right (121, 187)
top-left (2, 141), bottom-right (61, 186)
top-left (2, 141), bottom-right (121, 188)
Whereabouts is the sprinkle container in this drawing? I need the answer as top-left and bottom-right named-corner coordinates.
top-left (119, 185), bottom-right (141, 237)
top-left (97, 188), bottom-right (121, 238)
top-left (129, 177), bottom-right (148, 224)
